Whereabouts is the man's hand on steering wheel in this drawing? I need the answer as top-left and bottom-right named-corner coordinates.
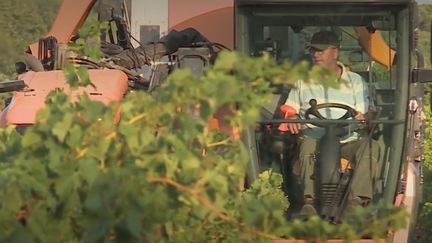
top-left (303, 99), bottom-right (361, 128)
top-left (279, 104), bottom-right (302, 134)
top-left (280, 100), bottom-right (364, 134)
top-left (287, 116), bottom-right (302, 134)
top-left (354, 112), bottom-right (366, 121)
top-left (286, 110), bottom-right (364, 134)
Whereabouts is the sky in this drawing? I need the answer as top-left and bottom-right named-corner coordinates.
top-left (418, 0), bottom-right (432, 3)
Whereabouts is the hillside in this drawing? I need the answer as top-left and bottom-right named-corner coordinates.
top-left (418, 4), bottom-right (432, 67)
top-left (0, 0), bottom-right (60, 78)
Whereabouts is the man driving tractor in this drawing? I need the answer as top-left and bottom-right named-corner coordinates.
top-left (283, 31), bottom-right (380, 217)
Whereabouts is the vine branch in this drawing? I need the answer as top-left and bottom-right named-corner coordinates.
top-left (147, 176), bottom-right (280, 240)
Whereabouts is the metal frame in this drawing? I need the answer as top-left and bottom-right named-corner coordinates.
top-left (236, 0), bottom-right (413, 5)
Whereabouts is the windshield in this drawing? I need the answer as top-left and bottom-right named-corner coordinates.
top-left (239, 5), bottom-right (399, 86)
top-left (237, 3), bottom-right (410, 204)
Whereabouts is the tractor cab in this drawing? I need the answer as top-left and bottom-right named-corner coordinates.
top-left (236, 0), bottom-right (428, 225)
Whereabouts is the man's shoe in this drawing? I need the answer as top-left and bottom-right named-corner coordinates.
top-left (299, 197), bottom-right (317, 219)
top-left (348, 196), bottom-right (363, 208)
top-left (299, 204), bottom-right (317, 218)
top-left (342, 196), bottom-right (369, 220)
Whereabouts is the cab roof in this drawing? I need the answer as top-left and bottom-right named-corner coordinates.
top-left (236, 0), bottom-right (413, 4)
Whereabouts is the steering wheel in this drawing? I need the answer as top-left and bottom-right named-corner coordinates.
top-left (304, 99), bottom-right (357, 127)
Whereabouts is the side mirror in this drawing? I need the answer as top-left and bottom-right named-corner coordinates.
top-left (0, 80), bottom-right (26, 93)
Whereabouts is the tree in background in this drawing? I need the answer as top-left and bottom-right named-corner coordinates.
top-left (0, 0), bottom-right (60, 77)
top-left (417, 4), bottom-right (432, 68)
top-left (414, 5), bottom-right (432, 242)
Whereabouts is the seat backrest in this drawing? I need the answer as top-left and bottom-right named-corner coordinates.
top-left (355, 70), bottom-right (374, 83)
top-left (260, 85), bottom-right (291, 120)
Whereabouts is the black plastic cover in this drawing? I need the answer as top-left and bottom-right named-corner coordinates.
top-left (0, 80), bottom-right (26, 93)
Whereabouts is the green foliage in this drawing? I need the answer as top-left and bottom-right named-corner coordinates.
top-left (414, 11), bottom-right (432, 241)
top-left (287, 202), bottom-right (406, 242)
top-left (1, 0), bottom-right (425, 241)
top-left (63, 16), bottom-right (108, 90)
top-left (63, 64), bottom-right (95, 89)
top-left (418, 30), bottom-right (431, 68)
top-left (0, 50), bottom-right (406, 242)
top-left (68, 17), bottom-right (107, 62)
top-left (417, 4), bottom-right (432, 33)
top-left (416, 93), bottom-right (432, 242)
top-left (417, 4), bottom-right (432, 68)
top-left (417, 202), bottom-right (432, 242)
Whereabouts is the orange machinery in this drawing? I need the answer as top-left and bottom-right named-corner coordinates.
top-left (0, 69), bottom-right (128, 128)
top-left (1, 0), bottom-right (395, 129)
top-left (1, 0), bottom-right (234, 129)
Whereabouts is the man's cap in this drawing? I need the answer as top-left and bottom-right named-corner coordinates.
top-left (309, 31), bottom-right (340, 51)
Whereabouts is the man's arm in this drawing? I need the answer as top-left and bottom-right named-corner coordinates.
top-left (353, 74), bottom-right (369, 121)
top-left (354, 112), bottom-right (366, 121)
top-left (282, 81), bottom-right (302, 134)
